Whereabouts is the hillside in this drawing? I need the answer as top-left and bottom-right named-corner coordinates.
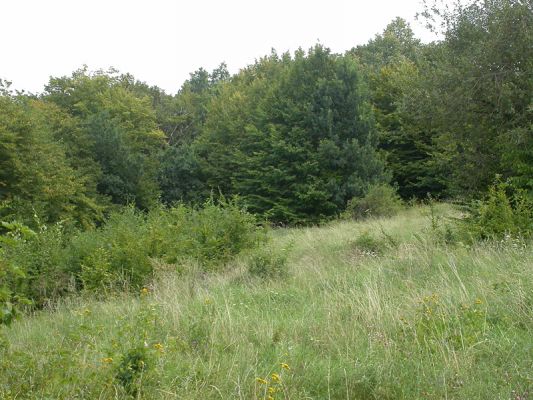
top-left (1, 205), bottom-right (532, 399)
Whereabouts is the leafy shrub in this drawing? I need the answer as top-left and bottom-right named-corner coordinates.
top-left (1, 220), bottom-right (69, 311)
top-left (79, 247), bottom-right (114, 291)
top-left (1, 200), bottom-right (264, 312)
top-left (0, 259), bottom-right (26, 325)
top-left (66, 206), bottom-right (153, 293)
top-left (247, 245), bottom-right (290, 279)
top-left (1, 254), bottom-right (20, 326)
top-left (68, 200), bottom-right (263, 291)
top-left (461, 180), bottom-right (533, 240)
top-left (151, 198), bottom-right (265, 269)
top-left (343, 184), bottom-right (403, 220)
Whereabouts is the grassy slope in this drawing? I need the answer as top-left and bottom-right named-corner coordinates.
top-left (1, 205), bottom-right (532, 399)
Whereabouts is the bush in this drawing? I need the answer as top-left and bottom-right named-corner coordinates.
top-left (1, 200), bottom-right (264, 314)
top-left (66, 206), bottom-right (152, 293)
top-left (0, 221), bottom-right (37, 324)
top-left (0, 259), bottom-right (26, 325)
top-left (461, 180), bottom-right (533, 240)
top-left (247, 245), bottom-right (290, 279)
top-left (343, 184), bottom-right (403, 220)
top-left (1, 221), bottom-right (70, 310)
top-left (151, 199), bottom-right (265, 269)
top-left (67, 200), bottom-right (263, 291)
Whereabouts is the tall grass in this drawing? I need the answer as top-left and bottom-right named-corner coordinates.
top-left (1, 205), bottom-right (532, 399)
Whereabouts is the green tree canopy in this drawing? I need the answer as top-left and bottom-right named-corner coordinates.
top-left (197, 46), bottom-right (387, 224)
top-left (0, 84), bottom-right (102, 227)
top-left (44, 68), bottom-right (166, 209)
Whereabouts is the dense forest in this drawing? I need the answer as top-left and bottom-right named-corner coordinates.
top-left (1, 0), bottom-right (530, 228)
top-left (1, 0), bottom-right (532, 316)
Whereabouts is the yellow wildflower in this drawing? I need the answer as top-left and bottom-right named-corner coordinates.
top-left (153, 343), bottom-right (164, 351)
top-left (268, 386), bottom-right (277, 394)
top-left (280, 363), bottom-right (290, 370)
top-left (101, 357), bottom-right (113, 363)
top-left (256, 378), bottom-right (268, 385)
top-left (140, 287), bottom-right (149, 295)
top-left (271, 373), bottom-right (281, 382)
top-left (474, 298), bottom-right (483, 305)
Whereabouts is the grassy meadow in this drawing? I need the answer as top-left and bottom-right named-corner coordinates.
top-left (1, 204), bottom-right (532, 399)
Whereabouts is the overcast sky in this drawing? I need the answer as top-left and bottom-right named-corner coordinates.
top-left (1, 0), bottom-right (448, 95)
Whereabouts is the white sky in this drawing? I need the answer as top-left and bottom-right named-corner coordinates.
top-left (1, 0), bottom-right (446, 95)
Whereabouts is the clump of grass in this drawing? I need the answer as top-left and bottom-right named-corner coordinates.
top-left (351, 230), bottom-right (384, 256)
top-left (247, 244), bottom-right (291, 279)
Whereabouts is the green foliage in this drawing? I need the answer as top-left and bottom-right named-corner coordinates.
top-left (150, 199), bottom-right (265, 269)
top-left (0, 221), bottom-right (35, 324)
top-left (247, 244), bottom-right (290, 279)
top-left (0, 95), bottom-right (103, 228)
top-left (115, 346), bottom-right (152, 396)
top-left (152, 64), bottom-right (229, 205)
top-left (344, 183), bottom-right (403, 220)
top-left (1, 201), bottom-right (262, 311)
top-left (0, 260), bottom-right (25, 325)
top-left (44, 68), bottom-right (166, 210)
top-left (1, 2), bottom-right (533, 396)
top-left (461, 180), bottom-right (533, 240)
top-left (350, 18), bottom-right (445, 199)
top-left (1, 221), bottom-right (71, 308)
top-left (2, 3), bottom-right (532, 225)
top-left (158, 144), bottom-right (207, 204)
top-left (68, 206), bottom-right (152, 292)
top-left (198, 45), bottom-right (387, 224)
top-left (414, 0), bottom-right (533, 196)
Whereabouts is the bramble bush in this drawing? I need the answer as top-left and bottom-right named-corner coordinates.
top-left (0, 222), bottom-right (69, 312)
top-left (66, 206), bottom-right (153, 293)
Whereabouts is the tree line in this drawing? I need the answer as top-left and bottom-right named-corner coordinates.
top-left (1, 0), bottom-right (531, 227)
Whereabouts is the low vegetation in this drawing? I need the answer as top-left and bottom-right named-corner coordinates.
top-left (343, 183), bottom-right (404, 220)
top-left (1, 205), bottom-right (532, 399)
top-left (0, 200), bottom-right (264, 322)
